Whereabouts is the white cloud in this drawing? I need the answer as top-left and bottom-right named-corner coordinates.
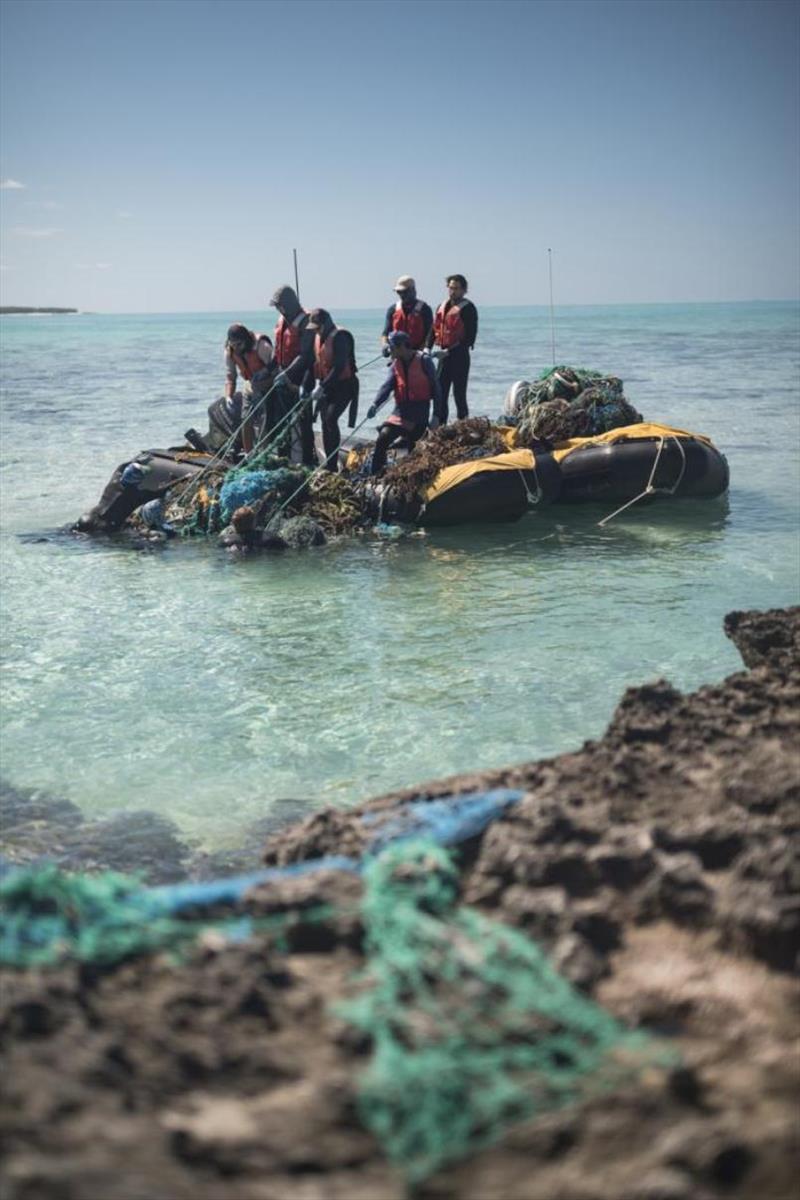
top-left (12, 226), bottom-right (63, 238)
top-left (75, 261), bottom-right (113, 270)
top-left (24, 199), bottom-right (62, 211)
top-left (0, 179), bottom-right (26, 190)
top-left (116, 210), bottom-right (132, 219)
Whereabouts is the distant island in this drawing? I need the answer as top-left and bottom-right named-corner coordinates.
top-left (0, 306), bottom-right (78, 315)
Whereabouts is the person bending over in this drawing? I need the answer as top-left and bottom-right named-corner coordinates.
top-left (223, 324), bottom-right (277, 453)
top-left (269, 285), bottom-right (317, 465)
top-left (366, 331), bottom-right (443, 476)
top-left (306, 308), bottom-right (359, 472)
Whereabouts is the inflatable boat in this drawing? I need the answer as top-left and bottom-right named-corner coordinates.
top-left (75, 420), bottom-right (728, 537)
top-left (369, 423), bottom-right (729, 527)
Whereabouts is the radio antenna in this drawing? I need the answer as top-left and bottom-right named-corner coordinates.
top-left (548, 248), bottom-right (556, 366)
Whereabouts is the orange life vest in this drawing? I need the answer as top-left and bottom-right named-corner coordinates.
top-left (393, 353), bottom-right (433, 404)
top-left (274, 310), bottom-right (308, 367)
top-left (391, 300), bottom-right (426, 350)
top-left (434, 299), bottom-right (469, 349)
top-left (232, 334), bottom-right (271, 381)
top-left (314, 328), bottom-right (355, 382)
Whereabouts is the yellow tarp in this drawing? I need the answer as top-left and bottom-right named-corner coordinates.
top-left (544, 423), bottom-right (713, 463)
top-left (424, 449), bottom-right (536, 503)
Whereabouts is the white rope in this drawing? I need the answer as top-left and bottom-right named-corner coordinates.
top-left (517, 461), bottom-right (541, 506)
top-left (598, 435), bottom-right (687, 527)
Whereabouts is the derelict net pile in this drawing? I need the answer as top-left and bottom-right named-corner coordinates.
top-left (1, 841), bottom-right (664, 1186)
top-left (381, 416), bottom-right (510, 502)
top-left (341, 839), bottom-right (664, 1182)
top-left (161, 452), bottom-right (370, 540)
top-left (512, 366), bottom-right (643, 447)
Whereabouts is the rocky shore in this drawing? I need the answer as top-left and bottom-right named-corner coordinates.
top-left (1, 606), bottom-right (798, 1200)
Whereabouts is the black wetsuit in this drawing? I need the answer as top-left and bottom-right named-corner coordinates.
top-left (434, 299), bottom-right (478, 422)
top-left (306, 329), bottom-right (359, 471)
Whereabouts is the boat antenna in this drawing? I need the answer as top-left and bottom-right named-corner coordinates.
top-left (293, 248), bottom-right (300, 304)
top-left (548, 247), bottom-right (556, 366)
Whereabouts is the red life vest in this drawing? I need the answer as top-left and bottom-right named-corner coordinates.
top-left (274, 310), bottom-right (308, 367)
top-left (314, 328), bottom-right (355, 382)
top-left (393, 354), bottom-right (432, 404)
top-left (232, 334), bottom-right (271, 381)
top-left (434, 299), bottom-right (469, 349)
top-left (391, 300), bottom-right (426, 350)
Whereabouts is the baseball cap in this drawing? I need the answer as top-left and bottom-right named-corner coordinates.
top-left (394, 275), bottom-right (416, 292)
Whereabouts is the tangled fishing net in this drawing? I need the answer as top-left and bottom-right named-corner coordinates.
top-left (381, 417), bottom-right (510, 502)
top-left (0, 866), bottom-right (200, 967)
top-left (337, 839), bottom-right (667, 1183)
top-left (512, 366), bottom-right (643, 447)
top-left (154, 447), bottom-right (370, 542)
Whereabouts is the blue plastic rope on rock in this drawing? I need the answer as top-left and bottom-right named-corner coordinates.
top-left (146, 791), bottom-right (523, 917)
top-left (362, 788), bottom-right (524, 853)
top-left (150, 856), bottom-right (360, 914)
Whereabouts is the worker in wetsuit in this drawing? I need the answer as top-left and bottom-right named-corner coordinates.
top-left (306, 308), bottom-right (359, 472)
top-left (428, 274), bottom-right (478, 423)
top-left (366, 331), bottom-right (443, 476)
top-left (269, 285), bottom-right (317, 466)
top-left (223, 324), bottom-right (278, 453)
top-left (380, 275), bottom-right (433, 355)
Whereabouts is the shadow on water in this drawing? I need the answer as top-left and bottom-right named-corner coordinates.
top-left (420, 494), bottom-right (731, 565)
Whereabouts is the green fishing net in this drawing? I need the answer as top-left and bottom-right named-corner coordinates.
top-left (0, 866), bottom-right (189, 967)
top-left (337, 839), bottom-right (667, 1184)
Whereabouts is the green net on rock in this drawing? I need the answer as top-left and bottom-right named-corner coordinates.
top-left (337, 839), bottom-right (667, 1184)
top-left (0, 866), bottom-right (194, 967)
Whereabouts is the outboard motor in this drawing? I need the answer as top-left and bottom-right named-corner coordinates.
top-left (503, 380), bottom-right (531, 419)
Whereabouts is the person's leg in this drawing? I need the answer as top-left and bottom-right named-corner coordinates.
top-left (320, 402), bottom-right (340, 469)
top-left (371, 424), bottom-right (404, 476)
top-left (438, 356), bottom-right (454, 424)
top-left (452, 348), bottom-right (471, 419)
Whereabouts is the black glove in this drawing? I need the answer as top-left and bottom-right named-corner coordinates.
top-left (381, 345), bottom-right (391, 358)
top-left (367, 404), bottom-right (378, 420)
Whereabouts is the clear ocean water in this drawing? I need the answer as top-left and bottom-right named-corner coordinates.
top-left (1, 302), bottom-right (798, 846)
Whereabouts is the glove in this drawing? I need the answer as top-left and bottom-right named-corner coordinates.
top-left (274, 369), bottom-right (288, 384)
top-left (381, 345), bottom-right (391, 357)
top-left (367, 404), bottom-right (378, 420)
top-left (430, 348), bottom-right (448, 361)
top-left (429, 415), bottom-right (441, 430)
top-left (311, 384), bottom-right (325, 403)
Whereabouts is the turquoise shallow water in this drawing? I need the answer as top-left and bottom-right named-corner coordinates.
top-left (1, 303), bottom-right (798, 844)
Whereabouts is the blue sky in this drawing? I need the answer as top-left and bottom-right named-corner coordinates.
top-left (0, 0), bottom-right (797, 312)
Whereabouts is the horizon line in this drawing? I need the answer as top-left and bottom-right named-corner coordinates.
top-left (2, 297), bottom-right (798, 318)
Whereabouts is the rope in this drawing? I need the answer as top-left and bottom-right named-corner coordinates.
top-left (597, 435), bottom-right (688, 527)
top-left (517, 460), bottom-right (541, 507)
top-left (168, 375), bottom-right (291, 508)
top-left (169, 353), bottom-right (386, 511)
top-left (267, 406), bottom-right (378, 522)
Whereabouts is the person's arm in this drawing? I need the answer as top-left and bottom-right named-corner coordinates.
top-left (367, 371), bottom-right (395, 418)
top-left (380, 304), bottom-right (394, 350)
top-left (421, 303), bottom-right (434, 344)
top-left (423, 355), bottom-right (444, 421)
top-left (463, 301), bottom-right (478, 350)
top-left (224, 347), bottom-right (237, 400)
